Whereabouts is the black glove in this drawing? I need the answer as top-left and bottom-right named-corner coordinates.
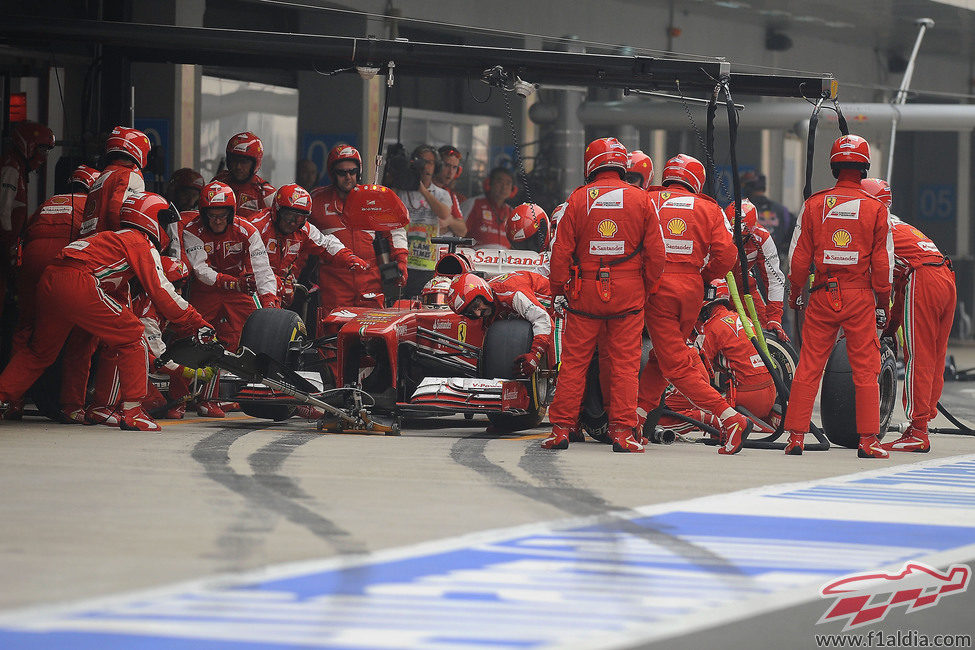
top-left (195, 326), bottom-right (217, 345)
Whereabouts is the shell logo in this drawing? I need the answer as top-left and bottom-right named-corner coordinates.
top-left (831, 229), bottom-right (852, 247)
top-left (596, 219), bottom-right (618, 238)
top-left (667, 218), bottom-right (687, 236)
top-left (826, 196), bottom-right (837, 209)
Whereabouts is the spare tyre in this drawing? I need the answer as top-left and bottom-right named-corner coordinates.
top-left (479, 318), bottom-right (546, 431)
top-left (820, 337), bottom-right (896, 448)
top-left (238, 308), bottom-right (306, 421)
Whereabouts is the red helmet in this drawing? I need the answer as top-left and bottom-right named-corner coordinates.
top-left (106, 126), bottom-right (151, 169)
top-left (626, 150), bottom-right (654, 190)
top-left (724, 199), bottom-right (758, 234)
top-left (710, 278), bottom-right (731, 301)
top-left (829, 135), bottom-right (870, 167)
top-left (168, 167), bottom-right (204, 192)
top-left (12, 121), bottom-right (55, 169)
top-left (584, 137), bottom-right (628, 180)
top-left (272, 183), bottom-right (313, 225)
top-left (506, 203), bottom-right (550, 251)
top-left (199, 181), bottom-right (237, 222)
top-left (119, 192), bottom-right (169, 249)
top-left (420, 275), bottom-right (453, 306)
top-left (662, 154), bottom-right (706, 194)
top-left (447, 273), bottom-right (493, 318)
top-left (68, 164), bottom-right (100, 192)
top-left (225, 132), bottom-right (264, 172)
top-left (326, 144), bottom-right (362, 180)
top-left (160, 256), bottom-right (190, 283)
top-left (861, 177), bottom-right (892, 208)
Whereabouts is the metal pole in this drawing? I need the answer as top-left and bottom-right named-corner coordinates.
top-left (886, 17), bottom-right (935, 179)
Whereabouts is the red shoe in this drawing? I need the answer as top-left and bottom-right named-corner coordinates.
top-left (197, 401), bottom-right (226, 418)
top-left (4, 400), bottom-right (24, 421)
top-left (86, 405), bottom-right (120, 427)
top-left (119, 406), bottom-right (162, 432)
top-left (881, 427), bottom-right (930, 453)
top-left (858, 435), bottom-right (890, 459)
top-left (717, 412), bottom-right (751, 455)
top-left (165, 404), bottom-right (186, 420)
top-left (784, 431), bottom-right (805, 456)
top-left (60, 408), bottom-right (88, 425)
top-left (541, 425), bottom-right (572, 450)
top-left (610, 425), bottom-right (645, 453)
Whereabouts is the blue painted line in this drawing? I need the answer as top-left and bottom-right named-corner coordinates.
top-left (2, 455), bottom-right (974, 649)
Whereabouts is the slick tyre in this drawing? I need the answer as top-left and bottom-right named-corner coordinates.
top-left (238, 308), bottom-right (306, 421)
top-left (821, 337), bottom-right (896, 448)
top-left (480, 318), bottom-right (545, 432)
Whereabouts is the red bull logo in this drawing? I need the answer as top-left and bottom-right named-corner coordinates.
top-left (818, 562), bottom-right (970, 630)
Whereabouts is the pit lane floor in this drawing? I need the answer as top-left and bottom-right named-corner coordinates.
top-left (1, 349), bottom-right (974, 649)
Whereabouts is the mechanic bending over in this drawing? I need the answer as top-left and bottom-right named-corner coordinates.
top-left (861, 178), bottom-right (956, 454)
top-left (447, 270), bottom-right (553, 378)
top-left (636, 154), bottom-right (749, 455)
top-left (784, 135), bottom-right (893, 458)
top-left (0, 193), bottom-right (214, 432)
top-left (546, 137), bottom-right (666, 453)
top-left (658, 279), bottom-right (777, 438)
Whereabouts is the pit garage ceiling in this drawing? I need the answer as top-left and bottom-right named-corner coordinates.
top-left (615, 0), bottom-right (975, 59)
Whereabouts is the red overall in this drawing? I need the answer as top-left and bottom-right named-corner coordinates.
top-left (461, 196), bottom-right (512, 248)
top-left (486, 271), bottom-right (553, 353)
top-left (784, 175), bottom-right (893, 437)
top-left (888, 218), bottom-right (955, 432)
top-left (637, 186), bottom-right (738, 424)
top-left (310, 185), bottom-right (408, 320)
top-left (549, 171), bottom-right (665, 431)
top-left (212, 170), bottom-right (276, 223)
top-left (80, 162), bottom-right (144, 236)
top-left (182, 210), bottom-right (278, 350)
top-left (0, 230), bottom-right (208, 406)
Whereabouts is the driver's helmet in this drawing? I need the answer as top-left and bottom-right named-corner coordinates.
top-left (698, 278), bottom-right (732, 329)
top-left (420, 275), bottom-right (453, 306)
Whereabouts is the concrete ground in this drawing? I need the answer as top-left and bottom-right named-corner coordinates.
top-left (1, 343), bottom-right (974, 648)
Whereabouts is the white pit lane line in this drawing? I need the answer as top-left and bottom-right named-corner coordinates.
top-left (1, 454), bottom-right (974, 649)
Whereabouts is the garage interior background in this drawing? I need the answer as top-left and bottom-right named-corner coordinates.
top-left (3, 0), bottom-right (975, 335)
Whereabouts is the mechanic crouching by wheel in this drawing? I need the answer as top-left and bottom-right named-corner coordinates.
top-left (183, 180), bottom-right (278, 418)
top-left (659, 279), bottom-right (777, 437)
top-left (447, 270), bottom-right (553, 377)
top-left (0, 193), bottom-right (214, 431)
top-left (255, 183), bottom-right (369, 308)
top-left (311, 145), bottom-right (408, 314)
top-left (861, 178), bottom-right (955, 454)
top-left (545, 137), bottom-right (666, 453)
top-left (636, 154), bottom-right (746, 455)
top-left (783, 136), bottom-right (893, 458)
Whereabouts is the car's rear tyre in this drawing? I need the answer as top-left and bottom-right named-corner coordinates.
top-left (479, 319), bottom-right (546, 432)
top-left (821, 337), bottom-right (896, 448)
top-left (238, 308), bottom-right (306, 421)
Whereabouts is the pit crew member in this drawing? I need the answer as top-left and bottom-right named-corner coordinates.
top-left (505, 203), bottom-right (550, 254)
top-left (783, 136), bottom-right (893, 458)
top-left (724, 198), bottom-right (788, 340)
top-left (546, 137), bottom-right (666, 453)
top-left (460, 167), bottom-right (515, 248)
top-left (0, 193), bottom-right (212, 431)
top-left (861, 178), bottom-right (955, 453)
top-left (183, 180), bottom-right (278, 417)
top-left (212, 132), bottom-right (276, 222)
top-left (637, 154), bottom-right (747, 455)
top-left (310, 144), bottom-right (408, 314)
top-left (81, 126), bottom-right (150, 236)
